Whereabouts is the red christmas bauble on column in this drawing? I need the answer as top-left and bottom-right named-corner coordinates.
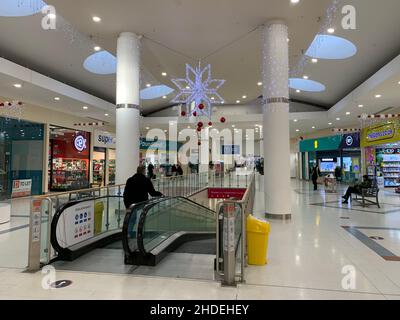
top-left (181, 110), bottom-right (186, 117)
top-left (0, 103), bottom-right (4, 107)
top-left (198, 141), bottom-right (202, 146)
top-left (197, 127), bottom-right (202, 132)
top-left (193, 111), bottom-right (197, 117)
top-left (197, 122), bottom-right (203, 128)
top-left (220, 117), bottom-right (226, 123)
top-left (198, 103), bottom-right (205, 110)
top-left (208, 122), bottom-right (213, 126)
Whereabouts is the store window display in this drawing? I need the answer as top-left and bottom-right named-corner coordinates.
top-left (49, 127), bottom-right (90, 191)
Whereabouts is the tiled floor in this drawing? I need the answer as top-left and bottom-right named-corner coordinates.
top-left (1, 175), bottom-right (400, 299)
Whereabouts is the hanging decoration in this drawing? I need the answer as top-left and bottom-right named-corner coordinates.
top-left (359, 113), bottom-right (400, 129)
top-left (0, 100), bottom-right (23, 120)
top-left (171, 62), bottom-right (225, 120)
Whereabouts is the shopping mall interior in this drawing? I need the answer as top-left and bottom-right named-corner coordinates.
top-left (0, 0), bottom-right (400, 303)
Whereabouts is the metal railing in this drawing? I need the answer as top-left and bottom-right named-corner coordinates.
top-left (27, 170), bottom-right (256, 272)
top-left (215, 173), bottom-right (256, 286)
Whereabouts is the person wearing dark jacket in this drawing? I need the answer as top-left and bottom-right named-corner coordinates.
top-left (311, 165), bottom-right (321, 191)
top-left (123, 166), bottom-right (163, 209)
top-left (342, 175), bottom-right (372, 204)
top-left (176, 164), bottom-right (183, 176)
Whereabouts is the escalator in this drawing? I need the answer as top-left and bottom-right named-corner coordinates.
top-left (50, 196), bottom-right (216, 267)
top-left (123, 197), bottom-right (216, 266)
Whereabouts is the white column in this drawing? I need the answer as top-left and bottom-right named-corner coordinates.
top-left (262, 22), bottom-right (292, 220)
top-left (116, 32), bottom-right (141, 184)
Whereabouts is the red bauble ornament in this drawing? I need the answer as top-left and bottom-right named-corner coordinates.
top-left (197, 127), bottom-right (202, 132)
top-left (181, 110), bottom-right (186, 117)
top-left (18, 101), bottom-right (23, 106)
top-left (8, 102), bottom-right (12, 106)
top-left (208, 122), bottom-right (213, 126)
top-left (197, 122), bottom-right (203, 128)
top-left (220, 117), bottom-right (226, 123)
top-left (198, 103), bottom-right (205, 110)
top-left (198, 141), bottom-right (202, 146)
top-left (0, 103), bottom-right (4, 107)
top-left (193, 111), bottom-right (197, 117)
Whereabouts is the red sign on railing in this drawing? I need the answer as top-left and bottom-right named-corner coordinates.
top-left (208, 188), bottom-right (246, 200)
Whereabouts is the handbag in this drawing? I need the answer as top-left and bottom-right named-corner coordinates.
top-left (316, 176), bottom-right (325, 185)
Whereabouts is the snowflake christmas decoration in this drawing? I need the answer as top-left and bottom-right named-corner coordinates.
top-left (171, 62), bottom-right (225, 119)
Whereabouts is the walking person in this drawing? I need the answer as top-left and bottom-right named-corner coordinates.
top-left (311, 164), bottom-right (321, 191)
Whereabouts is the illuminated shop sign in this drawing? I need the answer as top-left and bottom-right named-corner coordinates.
top-left (74, 135), bottom-right (87, 152)
top-left (366, 124), bottom-right (395, 142)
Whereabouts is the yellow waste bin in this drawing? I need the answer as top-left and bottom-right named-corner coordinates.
top-left (247, 215), bottom-right (270, 265)
top-left (94, 201), bottom-right (104, 235)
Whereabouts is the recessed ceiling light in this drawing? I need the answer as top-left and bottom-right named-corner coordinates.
top-left (145, 127), bottom-right (150, 130)
top-left (336, 118), bottom-right (340, 121)
top-left (303, 75), bottom-right (309, 80)
top-left (296, 129), bottom-right (300, 132)
top-left (186, 86), bottom-right (190, 89)
top-left (294, 119), bottom-right (298, 122)
top-left (211, 97), bottom-right (215, 100)
top-left (375, 94), bottom-right (382, 98)
top-left (162, 96), bottom-right (167, 99)
top-left (92, 16), bottom-right (101, 22)
top-left (13, 84), bottom-right (22, 88)
top-left (83, 106), bottom-right (88, 110)
top-left (164, 130), bottom-right (167, 133)
top-left (232, 125), bottom-right (235, 128)
top-left (162, 72), bottom-right (167, 77)
top-left (296, 89), bottom-right (301, 93)
top-left (236, 100), bottom-right (241, 104)
top-left (327, 28), bottom-right (335, 34)
top-left (346, 112), bottom-right (351, 115)
top-left (291, 0), bottom-right (300, 4)
top-left (94, 46), bottom-right (101, 51)
top-left (54, 97), bottom-right (60, 101)
top-left (187, 126), bottom-right (191, 129)
top-left (242, 95), bottom-right (247, 99)
top-left (311, 58), bottom-right (318, 63)
top-left (146, 84), bottom-right (151, 88)
top-left (286, 38), bottom-right (290, 42)
top-left (312, 126), bottom-right (316, 129)
top-left (358, 104), bottom-right (364, 108)
top-left (104, 113), bottom-right (109, 116)
top-left (328, 122), bottom-right (333, 125)
top-left (257, 82), bottom-right (263, 86)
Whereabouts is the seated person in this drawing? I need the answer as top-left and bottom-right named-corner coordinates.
top-left (342, 175), bottom-right (372, 204)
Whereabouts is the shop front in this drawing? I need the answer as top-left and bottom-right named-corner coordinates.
top-left (0, 117), bottom-right (44, 200)
top-left (299, 133), bottom-right (361, 183)
top-left (93, 130), bottom-right (116, 187)
top-left (361, 120), bottom-right (400, 188)
top-left (49, 126), bottom-right (90, 192)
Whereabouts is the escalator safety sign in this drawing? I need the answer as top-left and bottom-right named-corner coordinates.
top-left (31, 200), bottom-right (42, 242)
top-left (223, 217), bottom-right (235, 252)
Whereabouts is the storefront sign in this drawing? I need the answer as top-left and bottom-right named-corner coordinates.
top-left (94, 130), bottom-right (116, 148)
top-left (208, 188), bottom-right (246, 199)
top-left (340, 133), bottom-right (360, 149)
top-left (57, 201), bottom-right (94, 248)
top-left (221, 145), bottom-right (240, 155)
top-left (300, 135), bottom-right (342, 152)
top-left (74, 135), bottom-right (87, 152)
top-left (361, 121), bottom-right (400, 147)
top-left (12, 179), bottom-right (32, 198)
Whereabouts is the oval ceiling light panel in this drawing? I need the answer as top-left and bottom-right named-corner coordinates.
top-left (305, 34), bottom-right (357, 60)
top-left (140, 85), bottom-right (175, 100)
top-left (83, 51), bottom-right (117, 75)
top-left (289, 78), bottom-right (326, 92)
top-left (0, 0), bottom-right (46, 17)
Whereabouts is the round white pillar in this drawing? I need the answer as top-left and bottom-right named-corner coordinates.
top-left (262, 22), bottom-right (292, 220)
top-left (116, 32), bottom-right (141, 184)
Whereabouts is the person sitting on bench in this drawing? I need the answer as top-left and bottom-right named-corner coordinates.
top-left (342, 175), bottom-right (372, 204)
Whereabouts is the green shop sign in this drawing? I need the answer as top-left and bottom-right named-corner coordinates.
top-left (140, 138), bottom-right (182, 151)
top-left (300, 135), bottom-right (342, 152)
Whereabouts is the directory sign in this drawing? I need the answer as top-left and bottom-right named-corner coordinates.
top-left (57, 201), bottom-right (94, 248)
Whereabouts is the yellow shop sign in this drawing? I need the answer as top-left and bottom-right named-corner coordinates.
top-left (361, 121), bottom-right (400, 147)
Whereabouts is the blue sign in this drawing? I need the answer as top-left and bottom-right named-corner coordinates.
top-left (221, 145), bottom-right (240, 155)
top-left (340, 133), bottom-right (360, 149)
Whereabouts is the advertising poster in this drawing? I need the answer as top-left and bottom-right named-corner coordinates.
top-left (57, 200), bottom-right (94, 248)
top-left (12, 179), bottom-right (32, 198)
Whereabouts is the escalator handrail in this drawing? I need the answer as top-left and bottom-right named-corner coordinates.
top-left (121, 198), bottom-right (162, 257)
top-left (50, 195), bottom-right (123, 257)
top-left (135, 196), bottom-right (216, 256)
